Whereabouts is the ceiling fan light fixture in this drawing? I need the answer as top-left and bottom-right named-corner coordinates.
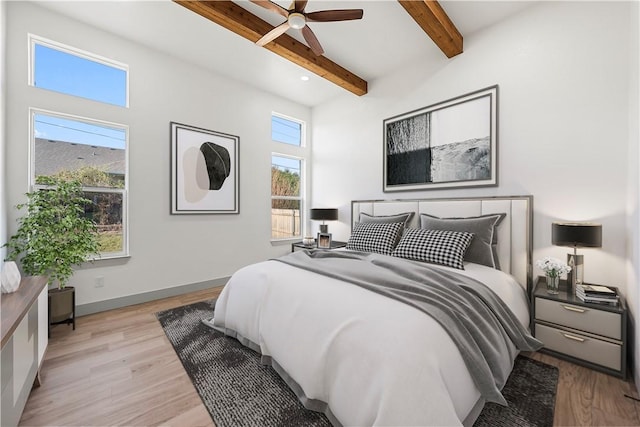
top-left (288, 13), bottom-right (306, 29)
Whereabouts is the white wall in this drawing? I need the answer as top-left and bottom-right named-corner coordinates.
top-left (5, 2), bottom-right (310, 306)
top-left (313, 0), bottom-right (637, 377)
top-left (313, 1), bottom-right (632, 286)
top-left (627, 0), bottom-right (640, 394)
top-left (0, 0), bottom-right (7, 267)
top-left (0, 2), bottom-right (5, 423)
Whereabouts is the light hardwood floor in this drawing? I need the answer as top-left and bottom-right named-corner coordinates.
top-left (20, 288), bottom-right (640, 426)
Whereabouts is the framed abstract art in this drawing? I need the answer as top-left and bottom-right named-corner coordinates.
top-left (170, 122), bottom-right (239, 214)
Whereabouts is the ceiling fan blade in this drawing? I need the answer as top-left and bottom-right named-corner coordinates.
top-left (294, 0), bottom-right (308, 13)
top-left (301, 26), bottom-right (324, 56)
top-left (306, 9), bottom-right (364, 22)
top-left (256, 21), bottom-right (291, 46)
top-left (250, 0), bottom-right (289, 19)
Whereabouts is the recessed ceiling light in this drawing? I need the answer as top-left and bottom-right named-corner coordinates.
top-left (300, 75), bottom-right (310, 81)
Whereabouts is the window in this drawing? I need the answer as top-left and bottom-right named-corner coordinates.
top-left (29, 34), bottom-right (128, 107)
top-left (28, 35), bottom-right (130, 258)
top-left (31, 110), bottom-right (128, 257)
top-left (272, 113), bottom-right (302, 146)
top-left (271, 113), bottom-right (306, 240)
top-left (271, 155), bottom-right (302, 239)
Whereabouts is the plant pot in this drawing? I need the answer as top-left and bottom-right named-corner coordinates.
top-left (49, 286), bottom-right (75, 327)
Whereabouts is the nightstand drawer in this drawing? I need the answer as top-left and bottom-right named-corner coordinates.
top-left (535, 297), bottom-right (621, 340)
top-left (536, 323), bottom-right (621, 371)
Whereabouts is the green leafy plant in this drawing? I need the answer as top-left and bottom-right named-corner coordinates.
top-left (48, 167), bottom-right (124, 253)
top-left (3, 176), bottom-right (100, 289)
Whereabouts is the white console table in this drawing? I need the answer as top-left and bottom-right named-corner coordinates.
top-left (1, 276), bottom-right (48, 427)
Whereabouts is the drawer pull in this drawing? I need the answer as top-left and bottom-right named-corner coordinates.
top-left (562, 305), bottom-right (586, 313)
top-left (562, 332), bottom-right (586, 342)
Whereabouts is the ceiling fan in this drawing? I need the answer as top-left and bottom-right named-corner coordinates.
top-left (251, 0), bottom-right (364, 56)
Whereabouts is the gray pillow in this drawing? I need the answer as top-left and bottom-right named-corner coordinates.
top-left (419, 213), bottom-right (506, 269)
top-left (359, 212), bottom-right (414, 228)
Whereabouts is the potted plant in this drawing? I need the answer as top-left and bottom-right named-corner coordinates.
top-left (3, 176), bottom-right (99, 328)
top-left (536, 256), bottom-right (571, 295)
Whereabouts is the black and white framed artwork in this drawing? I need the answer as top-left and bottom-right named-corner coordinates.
top-left (170, 122), bottom-right (239, 214)
top-left (383, 85), bottom-right (498, 192)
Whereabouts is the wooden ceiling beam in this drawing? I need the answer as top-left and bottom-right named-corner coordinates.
top-left (397, 0), bottom-right (463, 58)
top-left (174, 1), bottom-right (368, 96)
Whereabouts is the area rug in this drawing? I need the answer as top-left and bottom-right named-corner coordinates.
top-left (156, 300), bottom-right (558, 427)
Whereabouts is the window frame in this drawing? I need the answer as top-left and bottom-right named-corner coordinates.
top-left (28, 33), bottom-right (130, 108)
top-left (29, 108), bottom-right (130, 259)
top-left (270, 112), bottom-right (307, 243)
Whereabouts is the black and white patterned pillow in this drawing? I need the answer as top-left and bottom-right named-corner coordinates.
top-left (391, 228), bottom-right (474, 270)
top-left (346, 222), bottom-right (404, 255)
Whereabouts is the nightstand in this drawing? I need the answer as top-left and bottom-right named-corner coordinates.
top-left (291, 240), bottom-right (347, 252)
top-left (532, 276), bottom-right (627, 378)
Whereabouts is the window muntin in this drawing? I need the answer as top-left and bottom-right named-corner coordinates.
top-left (271, 155), bottom-right (302, 240)
top-left (271, 114), bottom-right (303, 146)
top-left (31, 110), bottom-right (128, 257)
top-left (30, 34), bottom-right (128, 107)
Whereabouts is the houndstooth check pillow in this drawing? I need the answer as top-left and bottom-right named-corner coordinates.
top-left (346, 221), bottom-right (404, 255)
top-left (391, 228), bottom-right (474, 270)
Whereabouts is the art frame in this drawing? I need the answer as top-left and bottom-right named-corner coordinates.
top-left (317, 232), bottom-right (332, 249)
top-left (170, 122), bottom-right (239, 214)
top-left (383, 85), bottom-right (498, 192)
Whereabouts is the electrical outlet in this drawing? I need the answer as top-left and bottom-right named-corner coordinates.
top-left (95, 276), bottom-right (105, 288)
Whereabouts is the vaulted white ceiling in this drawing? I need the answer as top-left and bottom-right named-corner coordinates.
top-left (34, 0), bottom-right (535, 107)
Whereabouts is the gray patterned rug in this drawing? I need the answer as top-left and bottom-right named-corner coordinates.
top-left (156, 299), bottom-right (558, 427)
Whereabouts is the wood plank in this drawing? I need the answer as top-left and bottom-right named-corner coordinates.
top-left (20, 287), bottom-right (222, 427)
top-left (397, 0), bottom-right (463, 58)
top-left (173, 0), bottom-right (367, 96)
top-left (161, 404), bottom-right (215, 427)
top-left (523, 350), bottom-right (640, 426)
top-left (591, 370), bottom-right (639, 425)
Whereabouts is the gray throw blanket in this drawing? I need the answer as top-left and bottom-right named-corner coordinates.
top-left (275, 249), bottom-right (542, 406)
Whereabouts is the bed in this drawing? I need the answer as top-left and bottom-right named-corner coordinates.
top-left (212, 196), bottom-right (540, 426)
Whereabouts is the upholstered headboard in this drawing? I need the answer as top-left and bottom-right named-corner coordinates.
top-left (351, 196), bottom-right (533, 293)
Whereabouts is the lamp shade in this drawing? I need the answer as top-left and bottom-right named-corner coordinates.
top-left (552, 222), bottom-right (602, 248)
top-left (310, 208), bottom-right (338, 221)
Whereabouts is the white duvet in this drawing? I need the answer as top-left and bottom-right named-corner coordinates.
top-left (212, 255), bottom-right (531, 426)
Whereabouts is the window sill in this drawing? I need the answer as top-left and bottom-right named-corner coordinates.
top-left (89, 253), bottom-right (131, 262)
top-left (270, 238), bottom-right (300, 246)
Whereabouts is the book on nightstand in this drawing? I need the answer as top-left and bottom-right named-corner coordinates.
top-left (576, 284), bottom-right (619, 305)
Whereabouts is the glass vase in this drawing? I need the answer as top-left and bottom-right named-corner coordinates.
top-left (546, 275), bottom-right (560, 295)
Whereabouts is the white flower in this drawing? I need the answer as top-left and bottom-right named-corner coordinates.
top-left (536, 256), bottom-right (571, 277)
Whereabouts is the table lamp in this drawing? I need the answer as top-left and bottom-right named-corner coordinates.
top-left (552, 222), bottom-right (602, 291)
top-left (310, 208), bottom-right (338, 233)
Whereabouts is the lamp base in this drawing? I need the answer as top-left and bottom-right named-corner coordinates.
top-left (566, 253), bottom-right (584, 294)
top-left (319, 224), bottom-right (328, 233)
